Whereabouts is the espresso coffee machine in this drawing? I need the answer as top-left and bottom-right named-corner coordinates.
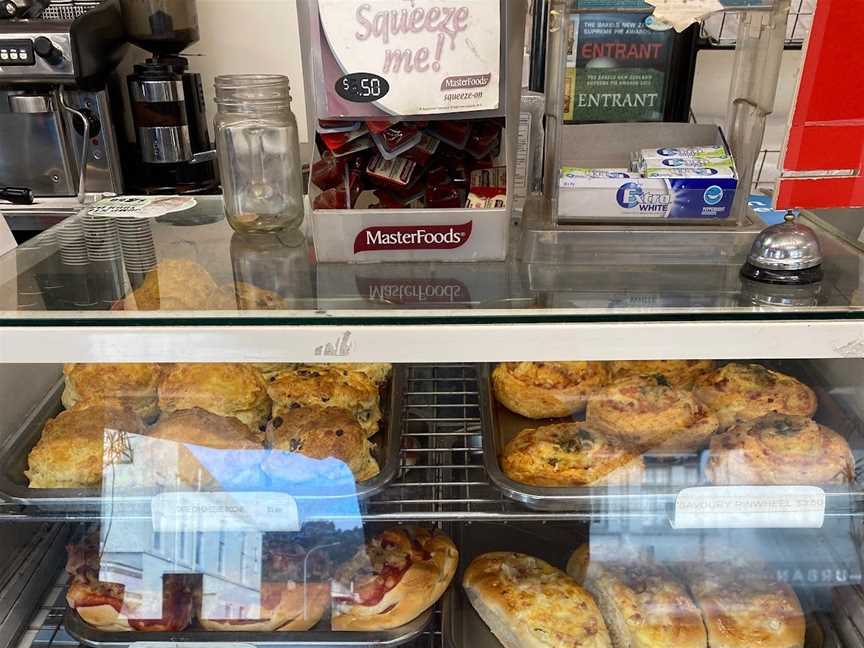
top-left (0, 0), bottom-right (126, 202)
top-left (121, 0), bottom-right (217, 194)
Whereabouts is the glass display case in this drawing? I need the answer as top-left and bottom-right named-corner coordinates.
top-left (2, 197), bottom-right (864, 648)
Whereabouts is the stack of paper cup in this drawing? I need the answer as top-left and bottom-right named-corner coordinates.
top-left (56, 219), bottom-right (88, 267)
top-left (82, 214), bottom-right (122, 263)
top-left (116, 217), bottom-right (157, 274)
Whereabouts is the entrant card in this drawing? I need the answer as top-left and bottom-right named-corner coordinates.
top-left (315, 0), bottom-right (502, 117)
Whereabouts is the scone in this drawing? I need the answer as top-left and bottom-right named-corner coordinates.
top-left (492, 362), bottom-right (609, 419)
top-left (586, 374), bottom-right (720, 452)
top-left (254, 363), bottom-right (292, 381)
top-left (26, 406), bottom-right (146, 488)
top-left (62, 363), bottom-right (162, 422)
top-left (693, 363), bottom-right (818, 429)
top-left (267, 367), bottom-right (381, 436)
top-left (308, 363), bottom-right (392, 386)
top-left (208, 282), bottom-right (288, 310)
top-left (158, 363), bottom-right (272, 438)
top-left (265, 406), bottom-right (379, 481)
top-left (119, 259), bottom-right (218, 311)
top-left (567, 558), bottom-right (707, 648)
top-left (609, 360), bottom-right (715, 389)
top-left (149, 408), bottom-right (262, 488)
top-left (501, 422), bottom-right (644, 487)
top-left (255, 363), bottom-right (392, 386)
top-left (463, 552), bottom-right (612, 648)
top-left (684, 564), bottom-right (805, 648)
top-left (707, 413), bottom-right (853, 485)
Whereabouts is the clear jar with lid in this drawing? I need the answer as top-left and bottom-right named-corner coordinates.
top-left (214, 75), bottom-right (305, 235)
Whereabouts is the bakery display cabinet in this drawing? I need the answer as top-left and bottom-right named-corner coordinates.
top-left (2, 197), bottom-right (864, 647)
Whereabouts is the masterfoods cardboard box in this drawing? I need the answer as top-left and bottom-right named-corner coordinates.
top-left (556, 123), bottom-right (738, 224)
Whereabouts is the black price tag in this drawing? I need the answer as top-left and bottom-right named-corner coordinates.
top-left (336, 73), bottom-right (390, 103)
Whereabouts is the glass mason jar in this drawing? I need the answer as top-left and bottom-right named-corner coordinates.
top-left (214, 75), bottom-right (304, 235)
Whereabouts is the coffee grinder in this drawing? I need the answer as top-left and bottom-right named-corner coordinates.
top-left (120, 0), bottom-right (217, 194)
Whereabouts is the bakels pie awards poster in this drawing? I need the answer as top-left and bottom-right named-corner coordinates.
top-left (314, 0), bottom-right (502, 118)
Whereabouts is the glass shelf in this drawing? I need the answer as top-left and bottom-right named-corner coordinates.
top-left (1, 196), bottom-right (863, 326)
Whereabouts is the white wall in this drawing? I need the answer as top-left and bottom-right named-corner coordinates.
top-left (185, 0), bottom-right (310, 144)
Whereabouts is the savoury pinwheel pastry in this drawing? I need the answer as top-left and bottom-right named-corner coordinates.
top-left (693, 363), bottom-right (817, 429)
top-left (608, 360), bottom-right (715, 389)
top-left (492, 362), bottom-right (609, 419)
top-left (706, 413), bottom-right (853, 485)
top-left (586, 374), bottom-right (720, 452)
top-left (501, 422), bottom-right (644, 487)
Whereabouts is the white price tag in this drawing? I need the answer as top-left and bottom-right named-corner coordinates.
top-left (151, 491), bottom-right (300, 533)
top-left (673, 485), bottom-right (826, 529)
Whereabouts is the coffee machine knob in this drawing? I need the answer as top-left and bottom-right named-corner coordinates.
top-left (34, 37), bottom-right (64, 66)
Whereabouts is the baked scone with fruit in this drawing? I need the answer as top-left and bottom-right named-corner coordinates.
top-left (609, 360), bottom-right (715, 389)
top-left (208, 282), bottom-right (288, 310)
top-left (586, 374), bottom-right (720, 452)
top-left (706, 413), bottom-right (853, 485)
top-left (501, 422), bottom-right (644, 487)
top-left (119, 259), bottom-right (218, 311)
top-left (332, 527), bottom-right (457, 630)
top-left (308, 363), bottom-right (392, 386)
top-left (492, 362), bottom-right (609, 419)
top-left (565, 555), bottom-right (707, 648)
top-left (149, 408), bottom-right (262, 488)
top-left (265, 406), bottom-right (379, 481)
top-left (682, 563), bottom-right (805, 648)
top-left (693, 363), bottom-right (818, 429)
top-left (267, 366), bottom-right (381, 436)
top-left (62, 363), bottom-right (162, 422)
top-left (255, 363), bottom-right (393, 386)
top-left (158, 363), bottom-right (271, 439)
top-left (26, 406), bottom-right (146, 488)
top-left (464, 552), bottom-right (612, 648)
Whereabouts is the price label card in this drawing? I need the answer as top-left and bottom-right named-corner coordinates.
top-left (673, 485), bottom-right (826, 529)
top-left (151, 491), bottom-right (300, 533)
top-left (315, 0), bottom-right (502, 117)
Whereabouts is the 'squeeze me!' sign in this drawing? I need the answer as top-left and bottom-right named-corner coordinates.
top-left (317, 0), bottom-right (502, 116)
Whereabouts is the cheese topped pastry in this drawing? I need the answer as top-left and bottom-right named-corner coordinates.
top-left (568, 557), bottom-right (707, 648)
top-left (683, 564), bottom-right (805, 648)
top-left (693, 363), bottom-right (817, 429)
top-left (707, 413), bottom-right (853, 485)
top-left (464, 552), bottom-right (612, 648)
top-left (492, 362), bottom-right (610, 419)
top-left (586, 374), bottom-right (719, 452)
top-left (501, 422), bottom-right (644, 487)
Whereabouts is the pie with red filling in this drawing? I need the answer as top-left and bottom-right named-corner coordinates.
top-left (197, 535), bottom-right (332, 631)
top-left (66, 531), bottom-right (194, 632)
top-left (331, 526), bottom-right (458, 630)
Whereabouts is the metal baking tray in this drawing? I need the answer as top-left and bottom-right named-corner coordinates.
top-left (443, 522), bottom-right (855, 648)
top-left (65, 604), bottom-right (432, 648)
top-left (442, 521), bottom-right (587, 648)
top-left (0, 367), bottom-right (406, 508)
top-left (479, 363), bottom-right (864, 513)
